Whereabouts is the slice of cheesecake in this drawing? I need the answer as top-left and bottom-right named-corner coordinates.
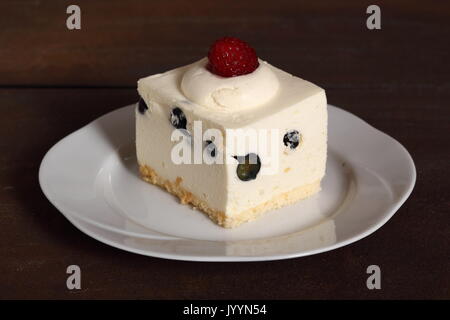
top-left (136, 37), bottom-right (327, 228)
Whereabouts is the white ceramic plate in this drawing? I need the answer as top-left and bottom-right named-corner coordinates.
top-left (39, 104), bottom-right (415, 261)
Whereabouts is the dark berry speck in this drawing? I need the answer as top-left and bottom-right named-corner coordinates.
top-left (283, 130), bottom-right (301, 150)
top-left (138, 99), bottom-right (148, 114)
top-left (205, 140), bottom-right (216, 157)
top-left (170, 107), bottom-right (187, 130)
top-left (233, 153), bottom-right (261, 181)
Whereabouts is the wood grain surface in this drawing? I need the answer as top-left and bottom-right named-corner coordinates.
top-left (0, 0), bottom-right (449, 299)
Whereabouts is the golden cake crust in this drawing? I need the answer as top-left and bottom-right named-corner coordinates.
top-left (139, 164), bottom-right (321, 228)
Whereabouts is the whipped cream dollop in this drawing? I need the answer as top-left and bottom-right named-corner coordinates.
top-left (181, 58), bottom-right (279, 111)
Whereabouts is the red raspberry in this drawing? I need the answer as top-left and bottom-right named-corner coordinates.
top-left (207, 37), bottom-right (259, 77)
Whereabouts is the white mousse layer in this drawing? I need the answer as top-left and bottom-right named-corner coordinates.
top-left (137, 58), bottom-right (327, 221)
top-left (181, 58), bottom-right (279, 111)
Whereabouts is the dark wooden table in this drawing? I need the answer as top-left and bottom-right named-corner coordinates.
top-left (0, 1), bottom-right (449, 299)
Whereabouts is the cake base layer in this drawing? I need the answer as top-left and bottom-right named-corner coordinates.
top-left (139, 164), bottom-right (321, 228)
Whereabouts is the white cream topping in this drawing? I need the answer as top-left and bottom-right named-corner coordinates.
top-left (181, 58), bottom-right (279, 111)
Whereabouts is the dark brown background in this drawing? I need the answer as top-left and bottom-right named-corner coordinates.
top-left (0, 0), bottom-right (449, 299)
